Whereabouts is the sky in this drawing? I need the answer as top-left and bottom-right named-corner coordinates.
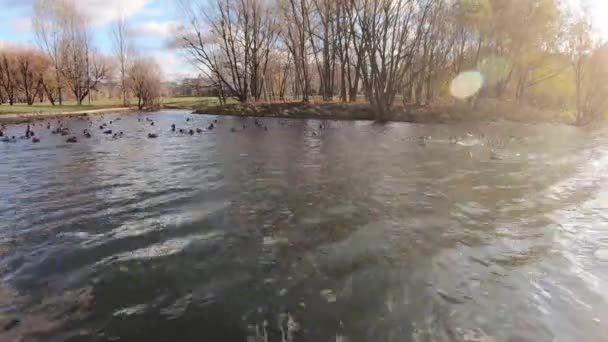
top-left (0, 0), bottom-right (194, 81)
top-left (0, 0), bottom-right (606, 82)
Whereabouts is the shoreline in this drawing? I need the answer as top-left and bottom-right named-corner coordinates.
top-left (192, 100), bottom-right (576, 125)
top-left (0, 107), bottom-right (134, 125)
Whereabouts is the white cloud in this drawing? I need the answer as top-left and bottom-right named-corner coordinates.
top-left (151, 50), bottom-right (196, 81)
top-left (132, 21), bottom-right (179, 38)
top-left (12, 17), bottom-right (32, 32)
top-left (73, 0), bottom-right (152, 26)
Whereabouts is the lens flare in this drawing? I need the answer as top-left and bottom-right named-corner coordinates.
top-left (450, 71), bottom-right (483, 99)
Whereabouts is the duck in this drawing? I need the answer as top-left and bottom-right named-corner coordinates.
top-left (230, 128), bottom-right (236, 133)
top-left (171, 124), bottom-right (176, 132)
top-left (84, 132), bottom-right (92, 138)
top-left (150, 122), bottom-right (155, 126)
top-left (148, 133), bottom-right (158, 138)
top-left (0, 131), bottom-right (3, 137)
top-left (66, 136), bottom-right (77, 143)
top-left (189, 129), bottom-right (194, 135)
top-left (103, 129), bottom-right (113, 135)
top-left (178, 128), bottom-right (185, 134)
top-left (196, 128), bottom-right (203, 133)
top-left (32, 138), bottom-right (40, 143)
top-left (61, 131), bottom-right (69, 136)
top-left (214, 119), bottom-right (218, 124)
top-left (207, 123), bottom-right (214, 130)
top-left (490, 151), bottom-right (503, 160)
top-left (186, 118), bottom-right (191, 122)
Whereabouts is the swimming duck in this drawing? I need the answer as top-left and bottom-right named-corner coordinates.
top-left (196, 128), bottom-right (203, 133)
top-left (189, 129), bottom-right (194, 135)
top-left (66, 136), bottom-right (77, 143)
top-left (171, 124), bottom-right (176, 132)
top-left (490, 151), bottom-right (503, 160)
top-left (148, 133), bottom-right (158, 138)
top-left (32, 138), bottom-right (40, 143)
top-left (103, 130), bottom-right (113, 135)
top-left (207, 123), bottom-right (214, 130)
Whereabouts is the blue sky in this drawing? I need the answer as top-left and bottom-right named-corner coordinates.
top-left (0, 0), bottom-right (194, 80)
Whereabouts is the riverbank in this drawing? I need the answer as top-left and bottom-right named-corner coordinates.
top-left (193, 98), bottom-right (576, 125)
top-left (0, 107), bottom-right (133, 125)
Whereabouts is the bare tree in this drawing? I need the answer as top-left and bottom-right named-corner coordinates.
top-left (179, 0), bottom-right (278, 103)
top-left (129, 58), bottom-right (162, 110)
top-left (33, 0), bottom-right (69, 105)
top-left (16, 48), bottom-right (49, 105)
top-left (354, 0), bottom-right (432, 120)
top-left (112, 14), bottom-right (130, 107)
top-left (0, 50), bottom-right (18, 105)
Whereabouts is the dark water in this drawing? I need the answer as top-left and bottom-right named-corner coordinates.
top-left (1, 110), bottom-right (608, 342)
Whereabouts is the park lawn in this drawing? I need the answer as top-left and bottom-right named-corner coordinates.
top-left (0, 99), bottom-right (126, 115)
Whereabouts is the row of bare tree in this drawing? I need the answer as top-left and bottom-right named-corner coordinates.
top-left (178, 0), bottom-right (608, 123)
top-left (0, 0), bottom-right (163, 110)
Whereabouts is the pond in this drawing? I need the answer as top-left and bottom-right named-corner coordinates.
top-left (1, 110), bottom-right (607, 341)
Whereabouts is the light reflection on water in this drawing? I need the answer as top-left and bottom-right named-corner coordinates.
top-left (0, 110), bottom-right (607, 341)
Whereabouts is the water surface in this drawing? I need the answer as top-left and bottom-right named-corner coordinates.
top-left (1, 110), bottom-right (607, 341)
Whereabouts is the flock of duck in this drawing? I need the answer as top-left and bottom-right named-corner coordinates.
top-left (0, 114), bottom-right (277, 144)
top-left (0, 114), bottom-right (511, 162)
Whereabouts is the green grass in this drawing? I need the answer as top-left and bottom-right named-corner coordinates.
top-left (0, 99), bottom-right (126, 115)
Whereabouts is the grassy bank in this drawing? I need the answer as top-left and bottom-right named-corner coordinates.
top-left (192, 98), bottom-right (576, 125)
top-left (161, 96), bottom-right (222, 110)
top-left (0, 99), bottom-right (127, 115)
